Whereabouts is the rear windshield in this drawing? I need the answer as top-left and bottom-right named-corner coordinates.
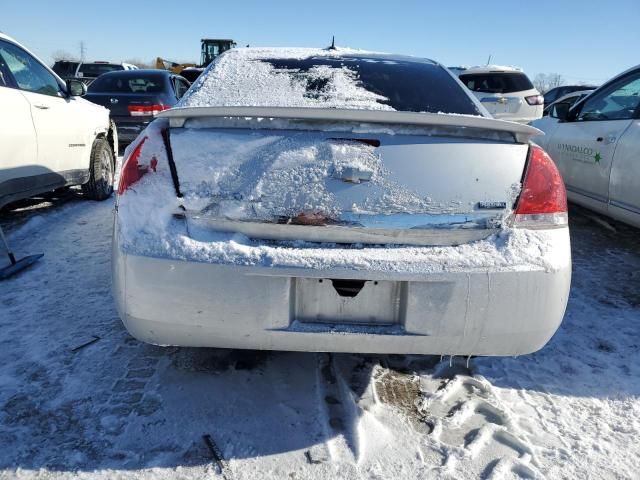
top-left (88, 74), bottom-right (167, 93)
top-left (78, 63), bottom-right (123, 78)
top-left (183, 51), bottom-right (482, 116)
top-left (52, 61), bottom-right (79, 77)
top-left (260, 56), bottom-right (481, 115)
top-left (459, 72), bottom-right (534, 94)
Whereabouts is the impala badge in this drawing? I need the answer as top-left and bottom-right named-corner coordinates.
top-left (478, 201), bottom-right (507, 209)
top-left (110, 98), bottom-right (119, 104)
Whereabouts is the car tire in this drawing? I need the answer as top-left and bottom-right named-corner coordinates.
top-left (82, 137), bottom-right (114, 201)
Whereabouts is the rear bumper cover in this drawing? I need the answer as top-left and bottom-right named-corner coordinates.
top-left (112, 226), bottom-right (571, 356)
top-left (113, 117), bottom-right (152, 142)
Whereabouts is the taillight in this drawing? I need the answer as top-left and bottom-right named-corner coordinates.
top-left (525, 95), bottom-right (544, 106)
top-left (128, 104), bottom-right (170, 116)
top-left (117, 136), bottom-right (158, 194)
top-left (512, 145), bottom-right (567, 228)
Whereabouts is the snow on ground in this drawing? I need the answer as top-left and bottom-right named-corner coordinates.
top-left (0, 195), bottom-right (639, 479)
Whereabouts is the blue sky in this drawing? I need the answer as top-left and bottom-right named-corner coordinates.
top-left (2, 0), bottom-right (638, 84)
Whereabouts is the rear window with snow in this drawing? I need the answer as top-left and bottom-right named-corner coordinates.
top-left (459, 72), bottom-right (534, 94)
top-left (180, 48), bottom-right (481, 115)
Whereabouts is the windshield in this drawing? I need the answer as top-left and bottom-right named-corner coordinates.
top-left (88, 73), bottom-right (167, 93)
top-left (182, 50), bottom-right (482, 116)
top-left (78, 63), bottom-right (123, 78)
top-left (52, 61), bottom-right (79, 77)
top-left (459, 72), bottom-right (534, 94)
top-left (263, 56), bottom-right (481, 114)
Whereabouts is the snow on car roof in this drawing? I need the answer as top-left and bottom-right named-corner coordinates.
top-left (179, 47), bottom-right (435, 111)
top-left (461, 65), bottom-right (524, 74)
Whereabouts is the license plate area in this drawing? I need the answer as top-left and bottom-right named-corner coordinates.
top-left (293, 277), bottom-right (406, 326)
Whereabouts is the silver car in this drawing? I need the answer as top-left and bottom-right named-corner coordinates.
top-left (112, 48), bottom-right (571, 356)
top-left (531, 65), bottom-right (640, 228)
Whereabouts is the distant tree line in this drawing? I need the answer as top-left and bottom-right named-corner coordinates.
top-left (533, 73), bottom-right (565, 93)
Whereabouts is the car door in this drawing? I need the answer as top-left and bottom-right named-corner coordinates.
top-left (608, 115), bottom-right (640, 227)
top-left (0, 45), bottom-right (38, 206)
top-left (0, 39), bottom-right (86, 176)
top-left (545, 70), bottom-right (640, 215)
top-left (171, 75), bottom-right (190, 102)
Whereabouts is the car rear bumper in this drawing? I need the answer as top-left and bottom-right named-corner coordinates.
top-left (112, 225), bottom-right (572, 356)
top-left (113, 117), bottom-right (152, 142)
top-left (492, 105), bottom-right (543, 124)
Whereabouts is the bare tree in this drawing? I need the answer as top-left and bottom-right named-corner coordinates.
top-left (51, 50), bottom-right (78, 62)
top-left (533, 73), bottom-right (566, 93)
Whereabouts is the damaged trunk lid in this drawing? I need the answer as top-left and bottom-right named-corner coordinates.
top-left (166, 117), bottom-right (530, 246)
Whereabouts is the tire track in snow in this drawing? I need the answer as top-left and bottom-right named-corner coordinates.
top-left (418, 360), bottom-right (545, 479)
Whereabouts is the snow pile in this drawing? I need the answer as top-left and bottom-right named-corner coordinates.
top-left (180, 47), bottom-right (394, 111)
top-left (116, 124), bottom-right (181, 248)
top-left (118, 212), bottom-right (567, 274)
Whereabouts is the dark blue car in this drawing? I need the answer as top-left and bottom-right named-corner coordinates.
top-left (84, 69), bottom-right (190, 146)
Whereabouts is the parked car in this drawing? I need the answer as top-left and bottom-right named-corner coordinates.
top-left (84, 69), bottom-right (190, 144)
top-left (543, 84), bottom-right (597, 106)
top-left (542, 90), bottom-right (593, 117)
top-left (0, 33), bottom-right (117, 208)
top-left (530, 90), bottom-right (595, 141)
top-left (457, 66), bottom-right (544, 123)
top-left (52, 60), bottom-right (138, 85)
top-left (112, 48), bottom-right (571, 356)
top-left (531, 65), bottom-right (640, 228)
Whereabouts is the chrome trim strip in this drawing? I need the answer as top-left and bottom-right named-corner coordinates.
top-left (187, 215), bottom-right (498, 246)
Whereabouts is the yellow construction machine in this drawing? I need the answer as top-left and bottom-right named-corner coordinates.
top-left (156, 38), bottom-right (237, 79)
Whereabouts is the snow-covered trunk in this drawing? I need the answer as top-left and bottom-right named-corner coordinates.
top-left (169, 127), bottom-right (528, 246)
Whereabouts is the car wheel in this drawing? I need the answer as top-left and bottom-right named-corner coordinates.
top-left (82, 137), bottom-right (114, 201)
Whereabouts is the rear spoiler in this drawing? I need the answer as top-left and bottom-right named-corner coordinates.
top-left (159, 106), bottom-right (542, 143)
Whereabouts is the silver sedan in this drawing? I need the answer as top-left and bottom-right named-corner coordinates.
top-left (112, 48), bottom-right (571, 356)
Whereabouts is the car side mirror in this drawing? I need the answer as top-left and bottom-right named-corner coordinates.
top-left (550, 102), bottom-right (570, 121)
top-left (66, 79), bottom-right (87, 97)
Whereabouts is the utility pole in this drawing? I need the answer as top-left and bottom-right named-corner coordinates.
top-left (79, 41), bottom-right (86, 62)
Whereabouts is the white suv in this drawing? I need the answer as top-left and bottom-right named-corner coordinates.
top-left (457, 66), bottom-right (543, 123)
top-left (0, 33), bottom-right (117, 208)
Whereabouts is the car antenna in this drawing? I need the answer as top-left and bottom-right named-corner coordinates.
top-left (327, 36), bottom-right (337, 50)
top-left (487, 54), bottom-right (492, 65)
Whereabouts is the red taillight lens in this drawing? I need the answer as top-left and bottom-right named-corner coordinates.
top-left (513, 145), bottom-right (567, 227)
top-left (117, 136), bottom-right (152, 194)
top-left (128, 104), bottom-right (170, 116)
top-left (525, 95), bottom-right (544, 106)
